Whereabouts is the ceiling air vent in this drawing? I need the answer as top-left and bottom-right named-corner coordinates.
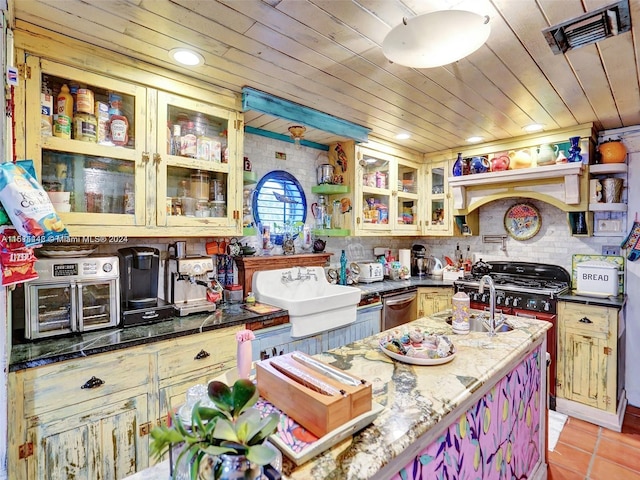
top-left (542, 0), bottom-right (630, 54)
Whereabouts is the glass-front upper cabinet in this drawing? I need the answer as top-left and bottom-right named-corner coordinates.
top-left (424, 160), bottom-right (453, 235)
top-left (156, 91), bottom-right (242, 232)
top-left (354, 146), bottom-right (421, 236)
top-left (24, 57), bottom-right (147, 233)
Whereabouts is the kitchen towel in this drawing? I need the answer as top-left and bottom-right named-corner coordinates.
top-left (399, 249), bottom-right (411, 277)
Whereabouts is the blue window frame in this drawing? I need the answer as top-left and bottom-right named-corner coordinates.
top-left (252, 171), bottom-right (307, 245)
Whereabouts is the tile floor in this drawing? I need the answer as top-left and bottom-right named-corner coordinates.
top-left (548, 405), bottom-right (640, 479)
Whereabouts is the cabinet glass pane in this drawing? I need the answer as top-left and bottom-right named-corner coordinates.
top-left (398, 166), bottom-right (417, 194)
top-left (166, 166), bottom-right (228, 218)
top-left (397, 200), bottom-right (416, 225)
top-left (431, 167), bottom-right (445, 194)
top-left (363, 195), bottom-right (389, 224)
top-left (430, 198), bottom-right (446, 225)
top-left (42, 73), bottom-right (135, 147)
top-left (166, 105), bottom-right (228, 162)
top-left (42, 151), bottom-right (134, 214)
top-left (360, 155), bottom-right (390, 189)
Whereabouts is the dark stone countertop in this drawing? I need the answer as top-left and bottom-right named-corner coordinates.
top-left (558, 291), bottom-right (626, 308)
top-left (356, 276), bottom-right (455, 296)
top-left (9, 303), bottom-right (286, 372)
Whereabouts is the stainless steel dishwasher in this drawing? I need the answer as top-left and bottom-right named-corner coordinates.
top-left (381, 289), bottom-right (418, 330)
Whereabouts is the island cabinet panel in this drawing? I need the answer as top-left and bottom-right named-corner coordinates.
top-left (393, 347), bottom-right (544, 479)
top-left (557, 301), bottom-right (619, 413)
top-left (417, 287), bottom-right (454, 318)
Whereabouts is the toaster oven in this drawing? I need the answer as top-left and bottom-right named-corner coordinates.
top-left (357, 262), bottom-right (384, 283)
top-left (22, 256), bottom-right (120, 339)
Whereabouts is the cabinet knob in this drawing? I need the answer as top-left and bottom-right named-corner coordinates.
top-left (153, 153), bottom-right (162, 164)
top-left (579, 316), bottom-right (593, 324)
top-left (194, 349), bottom-right (210, 360)
top-left (81, 376), bottom-right (105, 389)
top-left (141, 152), bottom-right (150, 164)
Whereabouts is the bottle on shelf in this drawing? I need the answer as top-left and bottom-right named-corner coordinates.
top-left (54, 84), bottom-right (73, 139)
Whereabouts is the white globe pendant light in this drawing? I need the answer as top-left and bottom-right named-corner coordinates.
top-left (382, 10), bottom-right (491, 68)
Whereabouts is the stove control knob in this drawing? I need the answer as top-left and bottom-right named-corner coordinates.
top-left (496, 295), bottom-right (505, 306)
top-left (513, 297), bottom-right (521, 307)
top-left (542, 300), bottom-right (551, 312)
top-left (505, 296), bottom-right (513, 306)
top-left (481, 293), bottom-right (489, 303)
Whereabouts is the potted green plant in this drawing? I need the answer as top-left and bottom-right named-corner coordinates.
top-left (150, 378), bottom-right (280, 480)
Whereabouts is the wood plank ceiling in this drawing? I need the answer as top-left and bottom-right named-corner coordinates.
top-left (9, 0), bottom-right (640, 153)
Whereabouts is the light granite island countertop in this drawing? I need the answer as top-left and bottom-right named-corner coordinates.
top-left (127, 310), bottom-right (550, 480)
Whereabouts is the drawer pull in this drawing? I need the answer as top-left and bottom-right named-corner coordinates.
top-left (81, 376), bottom-right (105, 389)
top-left (194, 349), bottom-right (210, 360)
top-left (579, 316), bottom-right (593, 324)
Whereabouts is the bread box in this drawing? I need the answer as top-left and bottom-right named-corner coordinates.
top-left (575, 261), bottom-right (619, 297)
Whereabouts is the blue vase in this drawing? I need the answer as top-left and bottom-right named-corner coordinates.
top-left (452, 153), bottom-right (464, 176)
top-left (568, 136), bottom-right (582, 163)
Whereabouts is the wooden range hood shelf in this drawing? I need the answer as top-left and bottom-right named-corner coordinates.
top-left (449, 162), bottom-right (587, 214)
top-left (235, 253), bottom-right (333, 292)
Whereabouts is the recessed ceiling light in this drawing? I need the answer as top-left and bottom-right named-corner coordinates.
top-left (466, 136), bottom-right (484, 143)
top-left (523, 123), bottom-right (544, 133)
top-left (395, 132), bottom-right (411, 140)
top-left (170, 48), bottom-right (204, 66)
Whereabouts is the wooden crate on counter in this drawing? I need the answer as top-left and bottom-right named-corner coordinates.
top-left (256, 351), bottom-right (371, 437)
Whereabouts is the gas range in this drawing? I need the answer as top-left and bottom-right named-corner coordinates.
top-left (454, 261), bottom-right (571, 314)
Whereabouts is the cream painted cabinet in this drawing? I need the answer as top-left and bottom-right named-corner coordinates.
top-left (156, 325), bottom-right (242, 417)
top-left (8, 325), bottom-right (242, 479)
top-left (8, 349), bottom-right (154, 480)
top-left (423, 160), bottom-right (454, 235)
top-left (353, 144), bottom-right (423, 236)
top-left (417, 287), bottom-right (454, 318)
top-left (19, 54), bottom-right (243, 237)
top-left (556, 301), bottom-right (619, 412)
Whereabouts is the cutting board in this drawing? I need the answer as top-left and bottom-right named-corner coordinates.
top-left (571, 254), bottom-right (625, 295)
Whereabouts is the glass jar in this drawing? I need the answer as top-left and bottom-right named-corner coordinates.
top-left (190, 171), bottom-right (210, 200)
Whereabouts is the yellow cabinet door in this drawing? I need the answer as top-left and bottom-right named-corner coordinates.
top-left (20, 391), bottom-right (150, 480)
top-left (156, 90), bottom-right (243, 236)
top-left (23, 56), bottom-right (148, 236)
top-left (423, 160), bottom-right (453, 235)
top-left (557, 302), bottom-right (618, 412)
top-left (417, 287), bottom-right (453, 317)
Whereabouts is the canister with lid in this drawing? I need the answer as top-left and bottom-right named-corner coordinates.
top-left (451, 292), bottom-right (470, 334)
top-left (190, 171), bottom-right (210, 200)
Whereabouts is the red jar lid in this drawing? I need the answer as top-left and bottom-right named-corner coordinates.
top-left (225, 284), bottom-right (243, 291)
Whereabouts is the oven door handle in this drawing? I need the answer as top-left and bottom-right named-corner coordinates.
top-left (70, 283), bottom-right (78, 331)
top-left (384, 292), bottom-right (417, 308)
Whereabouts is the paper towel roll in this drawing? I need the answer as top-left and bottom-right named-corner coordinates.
top-left (399, 249), bottom-right (411, 277)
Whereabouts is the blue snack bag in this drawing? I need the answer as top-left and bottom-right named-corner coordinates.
top-left (0, 161), bottom-right (69, 246)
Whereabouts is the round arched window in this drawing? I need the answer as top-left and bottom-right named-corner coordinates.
top-left (252, 170), bottom-right (307, 245)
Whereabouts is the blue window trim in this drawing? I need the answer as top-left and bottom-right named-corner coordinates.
top-left (252, 171), bottom-right (307, 245)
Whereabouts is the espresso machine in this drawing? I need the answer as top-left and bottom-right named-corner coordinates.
top-left (118, 247), bottom-right (175, 326)
top-left (166, 242), bottom-right (216, 316)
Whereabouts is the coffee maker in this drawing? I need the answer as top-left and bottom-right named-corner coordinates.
top-left (118, 247), bottom-right (175, 326)
top-left (165, 242), bottom-right (216, 316)
top-left (411, 244), bottom-right (428, 277)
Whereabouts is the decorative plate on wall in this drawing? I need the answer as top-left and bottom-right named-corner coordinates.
top-left (504, 203), bottom-right (541, 241)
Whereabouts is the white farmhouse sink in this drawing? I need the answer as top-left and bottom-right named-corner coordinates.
top-left (252, 266), bottom-right (361, 338)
